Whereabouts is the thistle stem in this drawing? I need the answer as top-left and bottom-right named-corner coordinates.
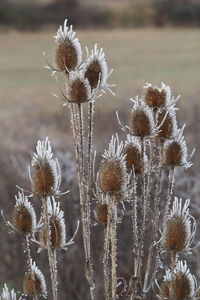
top-left (109, 201), bottom-right (117, 300)
top-left (103, 217), bottom-right (111, 300)
top-left (163, 167), bottom-right (175, 227)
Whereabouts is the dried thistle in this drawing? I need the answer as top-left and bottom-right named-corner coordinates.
top-left (94, 203), bottom-right (108, 225)
top-left (123, 135), bottom-right (142, 174)
top-left (159, 270), bottom-right (171, 300)
top-left (162, 197), bottom-right (195, 254)
top-left (12, 192), bottom-right (36, 235)
top-left (157, 108), bottom-right (177, 140)
top-left (54, 19), bottom-right (82, 72)
top-left (144, 82), bottom-right (172, 108)
top-left (23, 260), bottom-right (47, 298)
top-left (30, 137), bottom-right (61, 197)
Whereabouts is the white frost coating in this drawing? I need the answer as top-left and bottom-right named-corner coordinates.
top-left (54, 19), bottom-right (82, 68)
top-left (0, 284), bottom-right (24, 300)
top-left (124, 134), bottom-right (141, 153)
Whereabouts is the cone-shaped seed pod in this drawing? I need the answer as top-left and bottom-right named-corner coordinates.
top-left (144, 82), bottom-right (172, 108)
top-left (39, 198), bottom-right (66, 250)
top-left (1, 284), bottom-right (25, 300)
top-left (84, 44), bottom-right (108, 90)
top-left (12, 192), bottom-right (36, 235)
top-left (164, 132), bottom-right (188, 167)
top-left (30, 138), bottom-right (61, 197)
top-left (66, 70), bottom-right (92, 103)
top-left (170, 261), bottom-right (196, 300)
top-left (157, 108), bottom-right (177, 140)
top-left (95, 203), bottom-right (108, 225)
top-left (23, 261), bottom-right (47, 298)
top-left (98, 136), bottom-right (127, 201)
top-left (54, 19), bottom-right (82, 72)
top-left (160, 270), bottom-right (171, 300)
top-left (130, 98), bottom-right (155, 137)
top-left (162, 197), bottom-right (194, 254)
top-left (123, 135), bottom-right (142, 174)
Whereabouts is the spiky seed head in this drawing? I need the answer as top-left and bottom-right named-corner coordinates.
top-left (160, 280), bottom-right (171, 300)
top-left (157, 109), bottom-right (177, 140)
top-left (54, 19), bottom-right (82, 72)
top-left (170, 261), bottom-right (196, 300)
top-left (12, 192), bottom-right (36, 235)
top-left (164, 132), bottom-right (188, 167)
top-left (144, 82), bottom-right (172, 108)
top-left (124, 135), bottom-right (142, 174)
top-left (162, 198), bottom-right (192, 253)
top-left (0, 284), bottom-right (24, 300)
top-left (39, 198), bottom-right (66, 250)
top-left (66, 70), bottom-right (91, 103)
top-left (31, 138), bottom-right (61, 197)
top-left (23, 261), bottom-right (47, 298)
top-left (130, 98), bottom-right (155, 137)
top-left (84, 44), bottom-right (108, 90)
top-left (98, 136), bottom-right (127, 201)
top-left (95, 203), bottom-right (108, 224)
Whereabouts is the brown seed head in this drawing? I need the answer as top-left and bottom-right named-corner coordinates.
top-left (12, 206), bottom-right (33, 235)
top-left (123, 144), bottom-right (142, 174)
top-left (160, 280), bottom-right (171, 300)
top-left (56, 42), bottom-right (78, 72)
top-left (157, 111), bottom-right (175, 140)
top-left (39, 217), bottom-right (62, 249)
top-left (164, 141), bottom-right (182, 167)
top-left (171, 272), bottom-right (192, 300)
top-left (23, 272), bottom-right (43, 296)
top-left (32, 161), bottom-right (55, 196)
top-left (95, 203), bottom-right (108, 225)
top-left (99, 159), bottom-right (123, 195)
top-left (162, 215), bottom-right (189, 253)
top-left (145, 87), bottom-right (166, 108)
top-left (131, 109), bottom-right (152, 137)
top-left (85, 59), bottom-right (102, 89)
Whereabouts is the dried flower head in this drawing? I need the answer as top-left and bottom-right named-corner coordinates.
top-left (159, 270), bottom-right (171, 300)
top-left (130, 98), bottom-right (155, 137)
top-left (30, 137), bottom-right (61, 197)
top-left (0, 284), bottom-right (24, 300)
top-left (12, 192), bottom-right (36, 235)
top-left (54, 19), bottom-right (82, 72)
top-left (84, 44), bottom-right (112, 92)
top-left (94, 203), bottom-right (108, 225)
top-left (164, 130), bottom-right (190, 168)
top-left (65, 70), bottom-right (92, 103)
top-left (39, 198), bottom-right (66, 250)
top-left (144, 82), bottom-right (172, 108)
top-left (157, 108), bottom-right (177, 140)
top-left (170, 260), bottom-right (196, 300)
top-left (123, 135), bottom-right (142, 174)
top-left (162, 197), bottom-right (195, 254)
top-left (23, 260), bottom-right (47, 298)
top-left (98, 135), bottom-right (127, 202)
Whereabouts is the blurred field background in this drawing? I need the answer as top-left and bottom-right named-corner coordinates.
top-left (1, 0), bottom-right (200, 299)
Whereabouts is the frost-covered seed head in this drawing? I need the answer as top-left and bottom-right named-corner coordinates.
top-left (157, 108), bottom-right (177, 140)
top-left (98, 136), bottom-right (127, 201)
top-left (0, 284), bottom-right (24, 300)
top-left (31, 138), bottom-right (61, 197)
top-left (164, 132), bottom-right (188, 167)
top-left (160, 270), bottom-right (172, 300)
top-left (95, 203), bottom-right (108, 225)
top-left (162, 197), bottom-right (192, 253)
top-left (123, 135), bottom-right (142, 174)
top-left (66, 70), bottom-right (91, 103)
top-left (144, 82), bottom-right (172, 108)
top-left (12, 192), bottom-right (36, 235)
top-left (170, 260), bottom-right (196, 300)
top-left (39, 198), bottom-right (66, 249)
top-left (54, 19), bottom-right (82, 72)
top-left (84, 44), bottom-right (108, 90)
top-left (23, 261), bottom-right (47, 298)
top-left (130, 98), bottom-right (155, 137)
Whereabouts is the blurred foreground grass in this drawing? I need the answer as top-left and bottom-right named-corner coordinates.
top-left (0, 28), bottom-right (200, 152)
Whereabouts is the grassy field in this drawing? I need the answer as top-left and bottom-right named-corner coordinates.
top-left (0, 28), bottom-right (200, 152)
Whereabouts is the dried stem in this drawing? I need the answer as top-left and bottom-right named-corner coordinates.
top-left (103, 219), bottom-right (111, 300)
top-left (109, 201), bottom-right (117, 300)
top-left (163, 167), bottom-right (175, 227)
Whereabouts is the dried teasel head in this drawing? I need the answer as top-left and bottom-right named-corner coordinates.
top-left (130, 98), bottom-right (155, 137)
top-left (23, 260), bottom-right (47, 298)
top-left (157, 108), bottom-right (177, 141)
top-left (170, 260), bottom-right (196, 300)
top-left (0, 284), bottom-right (25, 300)
top-left (98, 135), bottom-right (127, 202)
top-left (159, 270), bottom-right (171, 300)
top-left (123, 135), bottom-right (142, 174)
top-left (162, 197), bottom-right (195, 254)
top-left (144, 82), bottom-right (172, 109)
top-left (54, 19), bottom-right (82, 72)
top-left (30, 137), bottom-right (61, 197)
top-left (66, 70), bottom-right (92, 103)
top-left (39, 197), bottom-right (66, 250)
top-left (12, 192), bottom-right (36, 235)
top-left (164, 130), bottom-right (191, 168)
top-left (94, 203), bottom-right (108, 225)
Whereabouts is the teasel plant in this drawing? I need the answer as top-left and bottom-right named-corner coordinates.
top-left (1, 191), bottom-right (46, 300)
top-left (44, 19), bottom-right (115, 300)
top-left (0, 284), bottom-right (25, 300)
